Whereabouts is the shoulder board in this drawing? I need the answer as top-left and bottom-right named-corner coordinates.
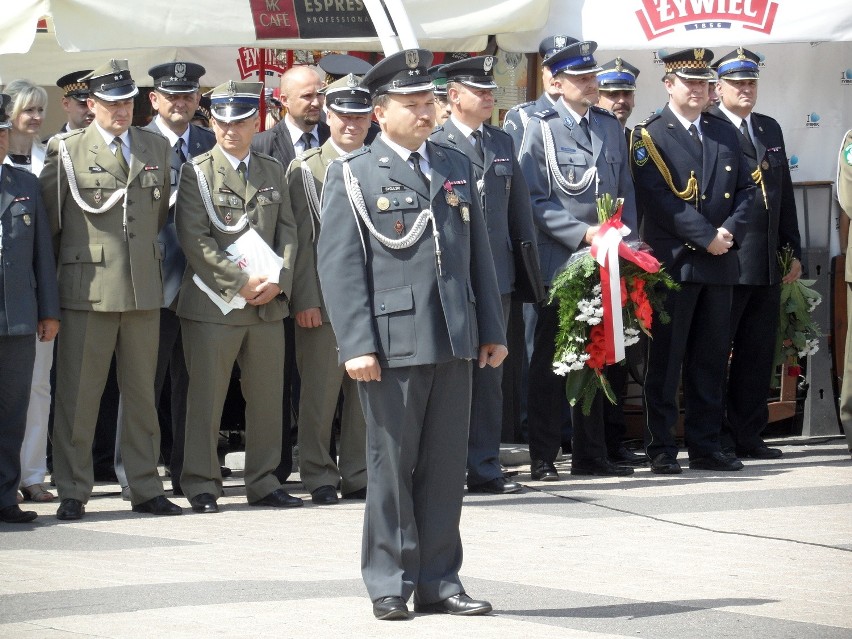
top-left (132, 126), bottom-right (168, 140)
top-left (189, 150), bottom-right (214, 166)
top-left (337, 146), bottom-right (370, 163)
top-left (508, 100), bottom-right (536, 112)
top-left (483, 122), bottom-right (504, 134)
top-left (295, 147), bottom-right (322, 162)
top-left (635, 112), bottom-right (662, 129)
top-left (530, 107), bottom-right (558, 120)
top-left (55, 128), bottom-right (84, 141)
top-left (700, 110), bottom-right (730, 125)
top-left (590, 104), bottom-right (617, 119)
top-left (252, 151), bottom-right (278, 163)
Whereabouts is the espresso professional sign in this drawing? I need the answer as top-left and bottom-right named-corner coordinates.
top-left (249, 0), bottom-right (377, 40)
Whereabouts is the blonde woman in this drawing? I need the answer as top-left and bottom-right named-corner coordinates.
top-left (4, 79), bottom-right (54, 503)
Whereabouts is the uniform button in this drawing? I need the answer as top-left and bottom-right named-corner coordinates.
top-left (127, 200), bottom-right (133, 205)
top-left (724, 192), bottom-right (731, 199)
top-left (380, 303), bottom-right (386, 311)
top-left (701, 195), bottom-right (706, 200)
top-left (129, 232), bottom-right (136, 238)
top-left (725, 165), bottom-right (732, 171)
top-left (251, 217), bottom-right (257, 224)
top-left (127, 216), bottom-right (135, 222)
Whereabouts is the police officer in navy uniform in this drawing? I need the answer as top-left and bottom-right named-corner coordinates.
top-left (710, 48), bottom-right (802, 459)
top-left (519, 38), bottom-right (638, 482)
top-left (317, 49), bottom-right (506, 621)
top-left (630, 49), bottom-right (757, 474)
top-left (430, 55), bottom-right (538, 495)
top-left (502, 35), bottom-right (569, 157)
top-left (597, 58), bottom-right (640, 143)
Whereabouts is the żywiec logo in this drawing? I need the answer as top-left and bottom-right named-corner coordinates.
top-left (236, 47), bottom-right (289, 80)
top-left (788, 154), bottom-right (799, 171)
top-left (805, 113), bottom-right (821, 129)
top-left (842, 69), bottom-right (852, 85)
top-left (636, 0), bottom-right (779, 40)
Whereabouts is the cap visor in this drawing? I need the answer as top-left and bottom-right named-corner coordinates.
top-left (93, 86), bottom-right (139, 101)
top-left (211, 106), bottom-right (257, 123)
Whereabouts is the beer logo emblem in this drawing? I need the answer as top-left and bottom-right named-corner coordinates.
top-left (405, 50), bottom-right (419, 69)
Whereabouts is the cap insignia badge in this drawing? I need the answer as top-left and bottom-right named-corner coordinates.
top-left (346, 73), bottom-right (358, 88)
top-left (694, 48), bottom-right (705, 61)
top-left (175, 63), bottom-right (186, 78)
top-left (554, 36), bottom-right (567, 49)
top-left (580, 43), bottom-right (591, 56)
top-left (483, 56), bottom-right (494, 73)
top-left (405, 50), bottom-right (419, 69)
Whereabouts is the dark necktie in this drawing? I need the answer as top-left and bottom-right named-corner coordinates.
top-left (739, 119), bottom-right (758, 159)
top-left (174, 138), bottom-right (187, 164)
top-left (471, 130), bottom-right (484, 161)
top-left (113, 137), bottom-right (129, 176)
top-left (237, 161), bottom-right (247, 187)
top-left (409, 151), bottom-right (429, 191)
top-left (688, 124), bottom-right (703, 151)
top-left (578, 117), bottom-right (591, 146)
top-left (299, 132), bottom-right (314, 152)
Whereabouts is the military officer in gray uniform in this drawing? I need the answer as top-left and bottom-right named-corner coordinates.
top-left (503, 35), bottom-right (569, 158)
top-left (176, 81), bottom-right (301, 514)
top-left (285, 74), bottom-right (370, 505)
top-left (519, 38), bottom-right (638, 482)
top-left (430, 55), bottom-right (538, 495)
top-left (41, 60), bottom-right (181, 520)
top-left (317, 49), bottom-right (507, 621)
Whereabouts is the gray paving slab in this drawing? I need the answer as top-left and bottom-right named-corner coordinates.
top-left (1, 438), bottom-right (850, 638)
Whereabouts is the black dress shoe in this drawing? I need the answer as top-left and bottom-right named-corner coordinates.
top-left (530, 459), bottom-right (559, 481)
top-left (132, 495), bottom-right (183, 516)
top-left (0, 504), bottom-right (38, 523)
top-left (609, 446), bottom-right (648, 465)
top-left (311, 485), bottom-right (339, 505)
top-left (190, 493), bottom-right (219, 514)
top-left (650, 454), bottom-right (682, 475)
top-left (736, 445), bottom-right (783, 459)
top-left (56, 498), bottom-right (85, 520)
top-left (220, 466), bottom-right (232, 477)
top-left (372, 596), bottom-right (409, 620)
top-left (571, 457), bottom-right (634, 477)
top-left (468, 476), bottom-right (522, 494)
top-left (689, 451), bottom-right (744, 471)
top-left (341, 487), bottom-right (367, 500)
top-left (414, 593), bottom-right (492, 616)
top-left (250, 488), bottom-right (303, 508)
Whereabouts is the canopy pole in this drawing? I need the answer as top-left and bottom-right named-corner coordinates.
top-left (258, 47), bottom-right (267, 131)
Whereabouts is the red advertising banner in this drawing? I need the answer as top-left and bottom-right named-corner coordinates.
top-left (249, 0), bottom-right (377, 40)
top-left (249, 0), bottom-right (301, 39)
top-left (635, 0), bottom-right (779, 40)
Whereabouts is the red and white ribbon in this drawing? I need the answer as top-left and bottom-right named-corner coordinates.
top-left (591, 220), bottom-right (629, 364)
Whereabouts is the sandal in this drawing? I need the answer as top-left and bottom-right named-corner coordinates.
top-left (21, 484), bottom-right (56, 503)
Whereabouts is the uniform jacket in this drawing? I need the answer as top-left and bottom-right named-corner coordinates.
top-left (519, 100), bottom-right (638, 285)
top-left (285, 140), bottom-right (339, 320)
top-left (251, 118), bottom-right (330, 170)
top-left (175, 144), bottom-right (297, 326)
top-left (40, 125), bottom-right (171, 312)
top-left (708, 106), bottom-right (801, 286)
top-left (142, 120), bottom-right (216, 307)
top-left (317, 136), bottom-right (505, 368)
top-left (0, 165), bottom-right (60, 335)
top-left (430, 119), bottom-right (538, 295)
top-left (503, 92), bottom-right (555, 160)
top-left (630, 105), bottom-right (757, 285)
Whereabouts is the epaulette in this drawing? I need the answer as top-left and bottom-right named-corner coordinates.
top-left (530, 107), bottom-right (558, 120)
top-left (189, 150), bottom-right (214, 166)
top-left (133, 125), bottom-right (169, 141)
top-left (700, 109), bottom-right (729, 125)
top-left (295, 146), bottom-right (322, 162)
top-left (336, 146), bottom-right (370, 163)
top-left (590, 104), bottom-right (617, 119)
top-left (507, 99), bottom-right (536, 112)
top-left (252, 150), bottom-right (278, 163)
top-left (634, 112), bottom-right (662, 129)
top-left (54, 128), bottom-right (84, 142)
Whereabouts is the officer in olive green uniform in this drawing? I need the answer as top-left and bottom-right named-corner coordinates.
top-left (41, 60), bottom-right (180, 520)
top-left (286, 74), bottom-right (370, 505)
top-left (176, 81), bottom-right (301, 514)
top-left (837, 129), bottom-right (852, 457)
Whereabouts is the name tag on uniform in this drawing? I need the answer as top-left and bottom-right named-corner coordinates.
top-left (143, 165), bottom-right (159, 171)
top-left (89, 166), bottom-right (105, 173)
top-left (382, 185), bottom-right (404, 192)
top-left (493, 157), bottom-right (511, 163)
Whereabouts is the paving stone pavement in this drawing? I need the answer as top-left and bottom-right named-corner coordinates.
top-left (1, 437), bottom-right (850, 638)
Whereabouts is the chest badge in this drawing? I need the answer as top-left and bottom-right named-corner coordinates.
top-left (443, 180), bottom-right (460, 207)
top-left (460, 203), bottom-right (470, 223)
top-left (153, 187), bottom-right (161, 200)
top-left (394, 220), bottom-right (405, 236)
top-left (761, 160), bottom-right (769, 170)
top-left (224, 211), bottom-right (233, 223)
top-left (93, 189), bottom-right (102, 205)
top-left (377, 196), bottom-right (390, 211)
top-left (23, 214), bottom-right (32, 226)
top-left (228, 195), bottom-right (240, 207)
